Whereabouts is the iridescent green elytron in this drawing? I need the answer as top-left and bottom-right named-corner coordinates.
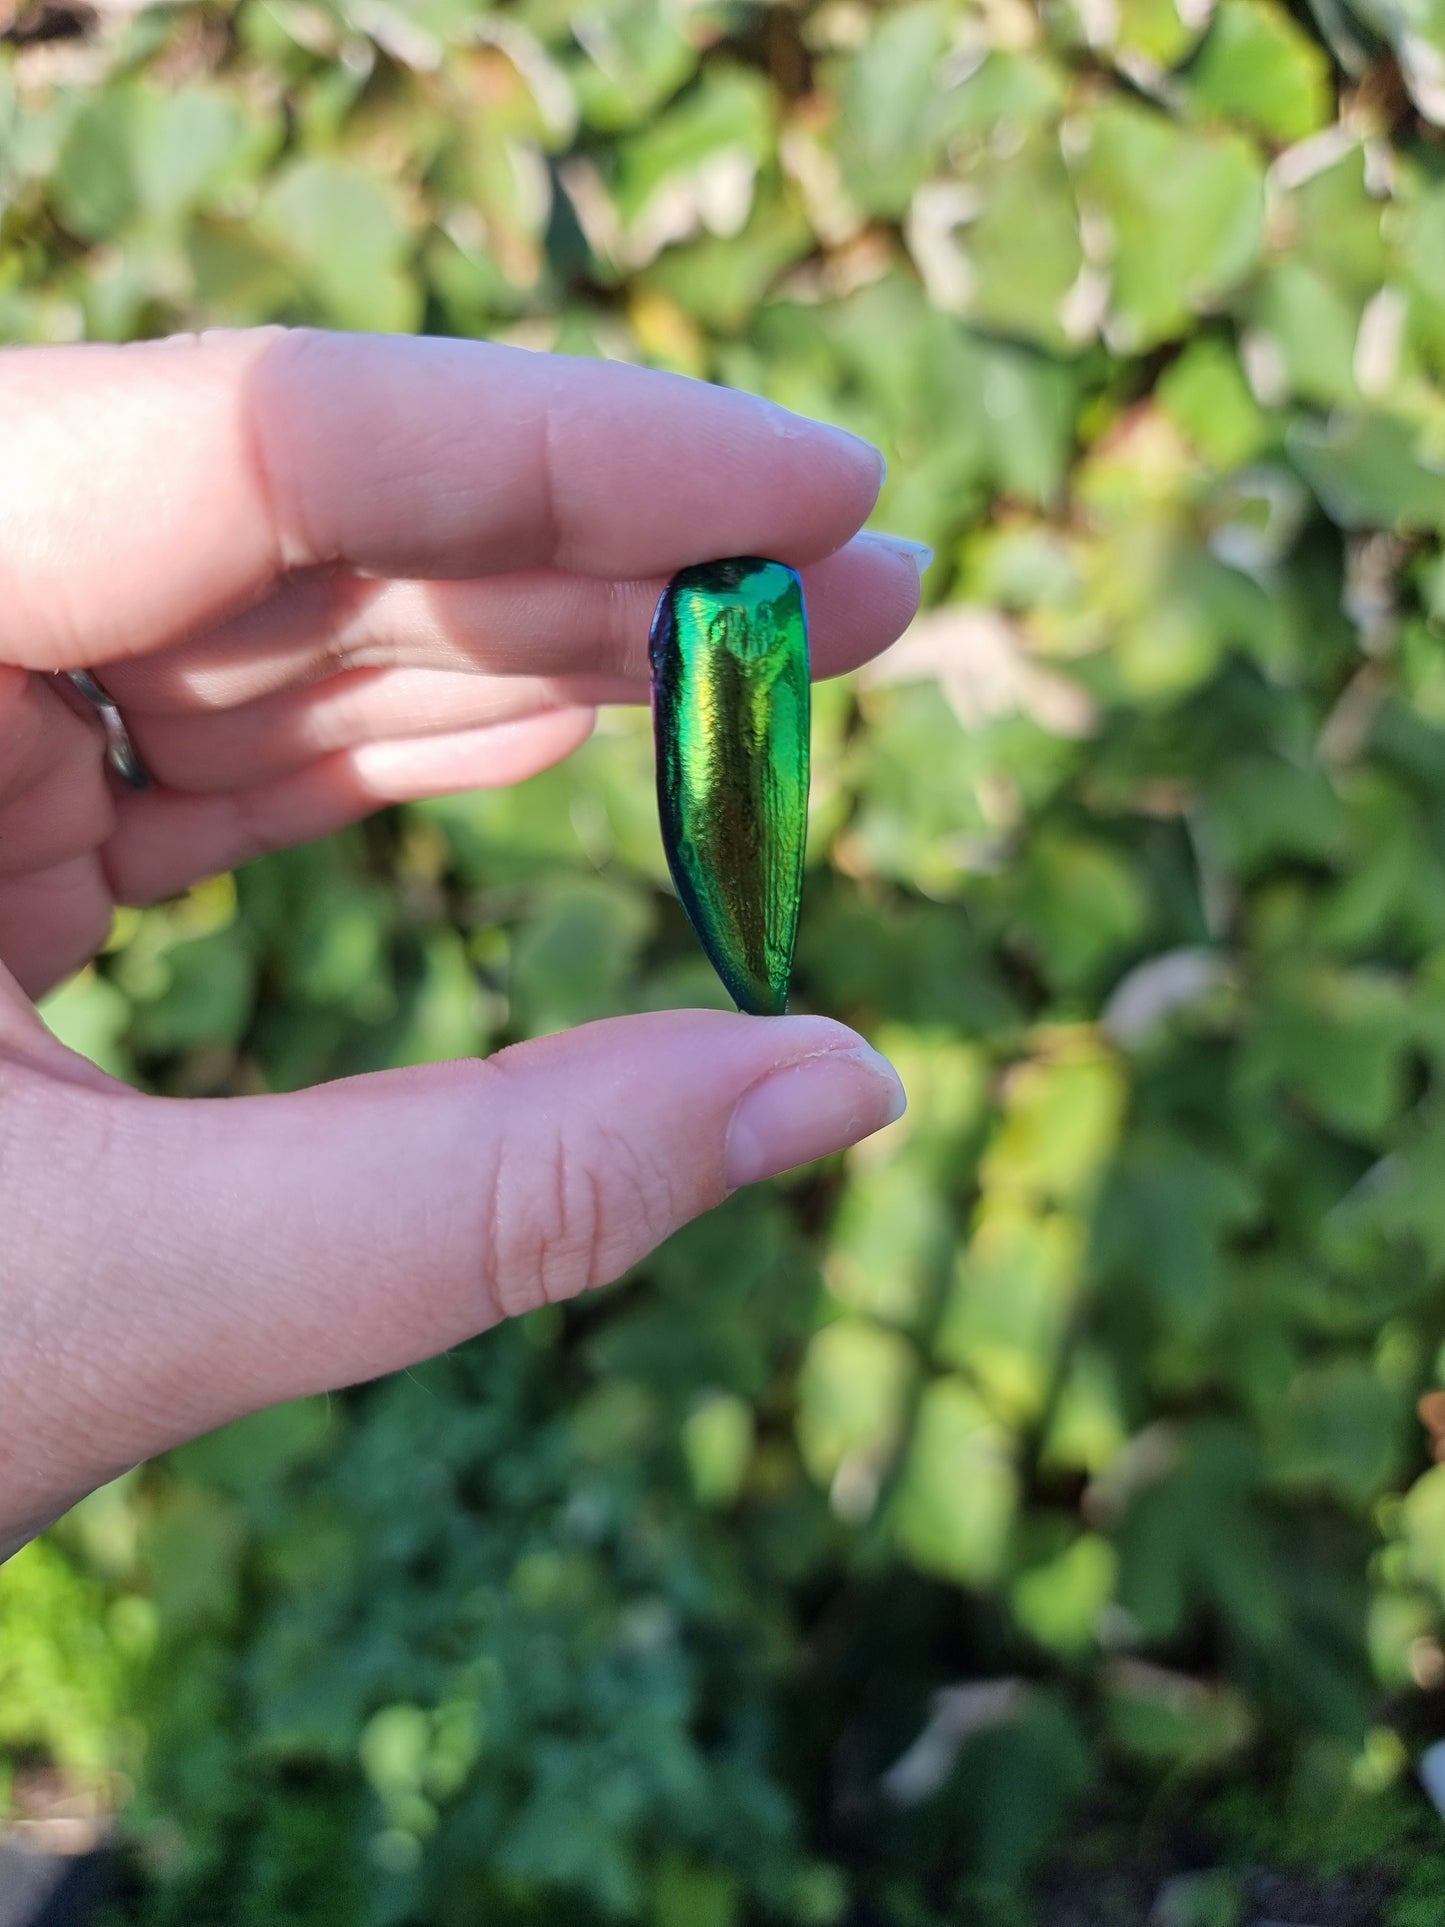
top-left (650, 558), bottom-right (810, 1016)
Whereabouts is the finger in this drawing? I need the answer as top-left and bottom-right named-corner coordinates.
top-left (101, 708), bottom-right (595, 905)
top-left (0, 854), bottom-right (113, 1002)
top-left (0, 949), bottom-right (118, 1092)
top-left (0, 672), bottom-right (115, 876)
top-left (130, 667), bottom-right (569, 794)
top-left (0, 671), bottom-right (117, 1000)
top-left (116, 533), bottom-right (923, 793)
top-left (101, 531), bottom-right (926, 716)
top-left (4, 1011), bottom-right (906, 1533)
top-left (0, 329), bottom-right (884, 670)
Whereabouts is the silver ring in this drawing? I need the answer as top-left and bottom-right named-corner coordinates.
top-left (64, 669), bottom-right (149, 791)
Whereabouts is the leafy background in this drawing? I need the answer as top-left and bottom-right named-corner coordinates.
top-left (9, 0), bottom-right (1445, 1919)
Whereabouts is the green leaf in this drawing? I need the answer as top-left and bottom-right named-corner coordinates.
top-left (1010, 831), bottom-right (1150, 989)
top-left (256, 157), bottom-right (421, 331)
top-left (1185, 0), bottom-right (1334, 140)
top-left (1403, 1463), bottom-right (1445, 1599)
top-left (1207, 754), bottom-right (1343, 870)
top-left (613, 64), bottom-right (772, 232)
top-left (834, 2), bottom-right (954, 217)
top-left (653, 1857), bottom-right (743, 1927)
top-left (38, 968), bottom-right (134, 1080)
top-left (827, 1153), bottom-right (956, 1329)
top-left (1116, 1422), bottom-right (1285, 1646)
top-left (509, 877), bottom-right (652, 1033)
top-left (935, 126), bottom-right (1085, 354)
top-left (1248, 966), bottom-right (1414, 1139)
top-left (639, 193), bottom-right (813, 329)
top-left (1094, 1135), bottom-right (1256, 1342)
top-left (0, 1540), bottom-right (132, 1780)
top-left (138, 1484), bottom-right (248, 1636)
top-left (131, 85), bottom-right (273, 219)
top-left (1113, 0), bottom-right (1215, 66)
top-left (1286, 138), bottom-right (1390, 294)
top-left (1263, 1359), bottom-right (1406, 1505)
top-left (51, 82), bottom-right (270, 240)
top-left (947, 1693), bottom-right (1094, 1885)
top-left (1157, 335), bottom-right (1271, 468)
top-left (1012, 1534), bottom-right (1117, 1653)
top-left (1105, 1661), bottom-right (1254, 1765)
top-left (52, 89), bottom-right (143, 241)
top-left (1074, 100), bottom-right (1266, 350)
top-left (127, 928), bottom-right (256, 1056)
top-left (168, 1400), bottom-right (333, 1501)
top-left (1041, 1347), bottom-right (1129, 1475)
top-left (935, 1201), bottom-right (1086, 1420)
top-left (681, 1393), bottom-right (754, 1508)
top-left (892, 1376), bottom-right (1019, 1585)
top-left (1356, 1106), bottom-right (1445, 1269)
top-left (980, 1036), bottom-right (1128, 1208)
top-left (386, 927), bottom-right (496, 1064)
top-left (796, 1318), bottom-right (917, 1491)
top-left (567, 1), bottom-right (699, 134)
top-left (1401, 182), bottom-right (1445, 376)
top-left (1289, 411), bottom-right (1445, 531)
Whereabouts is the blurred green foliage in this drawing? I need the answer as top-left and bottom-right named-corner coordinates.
top-left (12, 0), bottom-right (1445, 1917)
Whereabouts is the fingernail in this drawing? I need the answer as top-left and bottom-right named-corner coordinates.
top-left (868, 532), bottom-right (934, 576)
top-left (725, 1045), bottom-right (907, 1189)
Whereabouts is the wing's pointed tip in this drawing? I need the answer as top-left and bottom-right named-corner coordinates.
top-left (727, 972), bottom-right (791, 1018)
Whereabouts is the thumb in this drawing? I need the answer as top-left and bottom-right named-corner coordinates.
top-left (4, 1011), bottom-right (904, 1541)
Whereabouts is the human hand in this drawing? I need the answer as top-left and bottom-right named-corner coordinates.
top-left (0, 329), bottom-right (921, 1558)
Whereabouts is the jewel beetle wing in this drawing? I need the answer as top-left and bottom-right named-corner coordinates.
top-left (649, 558), bottom-right (810, 1016)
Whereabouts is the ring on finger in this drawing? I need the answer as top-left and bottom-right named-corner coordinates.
top-left (62, 669), bottom-right (150, 791)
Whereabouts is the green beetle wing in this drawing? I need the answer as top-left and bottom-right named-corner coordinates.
top-left (650, 558), bottom-right (810, 1016)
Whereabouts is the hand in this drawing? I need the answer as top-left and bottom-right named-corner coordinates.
top-left (0, 329), bottom-right (919, 1558)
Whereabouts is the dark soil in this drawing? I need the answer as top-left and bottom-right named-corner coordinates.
top-left (1034, 1863), bottom-right (1392, 1926)
top-left (1032, 1806), bottom-right (1410, 1927)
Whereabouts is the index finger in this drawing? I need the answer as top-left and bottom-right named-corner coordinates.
top-left (0, 328), bottom-right (885, 673)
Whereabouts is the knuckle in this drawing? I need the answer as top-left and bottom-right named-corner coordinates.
top-left (485, 1118), bottom-right (609, 1321)
top-left (249, 327), bottom-right (333, 568)
top-left (466, 1056), bottom-right (681, 1323)
top-left (603, 578), bottom-right (652, 681)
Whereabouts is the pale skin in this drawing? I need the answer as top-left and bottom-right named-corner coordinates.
top-left (0, 328), bottom-right (921, 1561)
